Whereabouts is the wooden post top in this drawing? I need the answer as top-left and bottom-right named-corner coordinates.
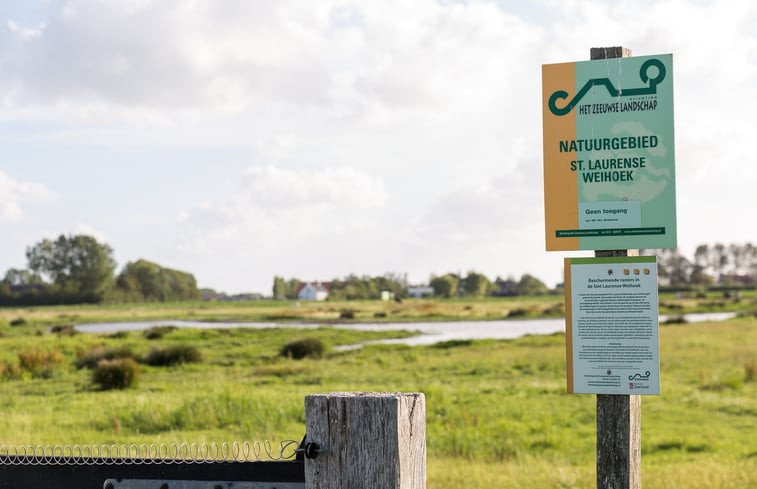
top-left (590, 46), bottom-right (632, 59)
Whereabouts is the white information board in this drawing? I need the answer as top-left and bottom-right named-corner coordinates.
top-left (565, 256), bottom-right (660, 395)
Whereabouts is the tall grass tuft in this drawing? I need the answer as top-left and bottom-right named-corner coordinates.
top-left (143, 325), bottom-right (178, 340)
top-left (50, 324), bottom-right (78, 336)
top-left (279, 338), bottom-right (326, 359)
top-left (17, 348), bottom-right (65, 378)
top-left (75, 346), bottom-right (136, 369)
top-left (745, 361), bottom-right (756, 383)
top-left (144, 345), bottom-right (202, 366)
top-left (92, 358), bottom-right (141, 390)
top-left (0, 360), bottom-right (22, 381)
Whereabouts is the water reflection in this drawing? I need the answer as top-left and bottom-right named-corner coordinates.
top-left (75, 312), bottom-right (737, 346)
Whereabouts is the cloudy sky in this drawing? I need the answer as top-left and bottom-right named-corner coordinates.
top-left (1, 0), bottom-right (755, 294)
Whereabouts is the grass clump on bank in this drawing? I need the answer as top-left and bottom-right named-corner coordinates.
top-left (144, 345), bottom-right (202, 366)
top-left (75, 346), bottom-right (136, 369)
top-left (279, 338), bottom-right (326, 359)
top-left (143, 325), bottom-right (178, 340)
top-left (92, 358), bottom-right (141, 390)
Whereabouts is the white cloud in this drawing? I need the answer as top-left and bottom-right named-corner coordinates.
top-left (414, 172), bottom-right (541, 244)
top-left (0, 170), bottom-right (51, 222)
top-left (0, 0), bottom-right (335, 115)
top-left (2, 0), bottom-right (757, 293)
top-left (74, 223), bottom-right (109, 244)
top-left (5, 19), bottom-right (44, 40)
top-left (176, 165), bottom-right (388, 255)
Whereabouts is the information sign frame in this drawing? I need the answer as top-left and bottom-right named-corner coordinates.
top-left (565, 256), bottom-right (660, 395)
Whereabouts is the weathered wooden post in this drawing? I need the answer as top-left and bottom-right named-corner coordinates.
top-left (592, 46), bottom-right (641, 489)
top-left (304, 392), bottom-right (426, 489)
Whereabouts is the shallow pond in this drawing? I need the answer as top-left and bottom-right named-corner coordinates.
top-left (75, 312), bottom-right (737, 346)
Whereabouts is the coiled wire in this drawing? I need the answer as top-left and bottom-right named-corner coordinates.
top-left (0, 440), bottom-right (300, 465)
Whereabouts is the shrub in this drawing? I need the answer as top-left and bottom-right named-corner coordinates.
top-left (9, 318), bottom-right (27, 327)
top-left (92, 358), bottom-right (141, 390)
top-left (507, 308), bottom-right (530, 318)
top-left (75, 346), bottom-right (136, 369)
top-left (144, 345), bottom-right (202, 366)
top-left (50, 324), bottom-right (78, 336)
top-left (143, 325), bottom-right (178, 340)
top-left (279, 338), bottom-right (326, 360)
top-left (433, 339), bottom-right (474, 349)
top-left (746, 361), bottom-right (756, 383)
top-left (0, 360), bottom-right (22, 381)
top-left (17, 349), bottom-right (65, 378)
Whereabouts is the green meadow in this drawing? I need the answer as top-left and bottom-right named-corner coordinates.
top-left (0, 299), bottom-right (754, 488)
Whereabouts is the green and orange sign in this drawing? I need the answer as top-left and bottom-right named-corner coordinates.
top-left (542, 54), bottom-right (676, 251)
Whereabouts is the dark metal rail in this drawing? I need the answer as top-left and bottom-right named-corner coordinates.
top-left (0, 456), bottom-right (304, 489)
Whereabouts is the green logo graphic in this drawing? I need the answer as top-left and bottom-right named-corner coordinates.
top-left (548, 58), bottom-right (666, 116)
top-left (628, 371), bottom-right (651, 381)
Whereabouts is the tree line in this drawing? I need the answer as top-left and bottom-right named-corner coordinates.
top-left (4, 236), bottom-right (751, 306)
top-left (429, 272), bottom-right (549, 298)
top-left (273, 273), bottom-right (410, 300)
top-left (642, 242), bottom-right (757, 288)
top-left (0, 234), bottom-right (200, 306)
top-left (272, 271), bottom-right (551, 300)
top-left (274, 242), bottom-right (757, 301)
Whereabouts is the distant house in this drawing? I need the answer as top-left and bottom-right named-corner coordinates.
top-left (297, 282), bottom-right (330, 301)
top-left (407, 286), bottom-right (434, 298)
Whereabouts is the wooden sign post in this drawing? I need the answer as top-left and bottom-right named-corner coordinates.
top-left (592, 47), bottom-right (640, 489)
top-left (543, 43), bottom-right (675, 488)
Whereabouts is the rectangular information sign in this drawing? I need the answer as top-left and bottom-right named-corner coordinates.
top-left (543, 54), bottom-right (676, 250)
top-left (565, 256), bottom-right (660, 395)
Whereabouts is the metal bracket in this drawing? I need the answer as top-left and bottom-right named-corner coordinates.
top-left (103, 480), bottom-right (304, 489)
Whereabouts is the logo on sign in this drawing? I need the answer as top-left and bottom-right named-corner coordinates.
top-left (628, 371), bottom-right (651, 381)
top-left (548, 58), bottom-right (666, 116)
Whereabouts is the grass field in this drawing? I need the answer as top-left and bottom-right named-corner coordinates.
top-left (0, 298), bottom-right (754, 488)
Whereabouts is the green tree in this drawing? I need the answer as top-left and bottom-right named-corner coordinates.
top-left (689, 265), bottom-right (714, 288)
top-left (2, 268), bottom-right (44, 287)
top-left (515, 274), bottom-right (549, 296)
top-left (329, 275), bottom-right (376, 300)
top-left (430, 274), bottom-right (460, 298)
top-left (461, 271), bottom-right (492, 297)
top-left (115, 259), bottom-right (200, 302)
top-left (26, 234), bottom-right (116, 303)
top-left (0, 268), bottom-right (49, 305)
top-left (650, 248), bottom-right (692, 286)
top-left (270, 277), bottom-right (303, 299)
top-left (287, 278), bottom-right (302, 299)
top-left (272, 276), bottom-right (288, 299)
top-left (373, 273), bottom-right (408, 299)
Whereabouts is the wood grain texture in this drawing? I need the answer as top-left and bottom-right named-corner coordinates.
top-left (596, 394), bottom-right (641, 489)
top-left (305, 392), bottom-right (426, 489)
top-left (591, 45), bottom-right (642, 489)
top-left (590, 46), bottom-right (632, 60)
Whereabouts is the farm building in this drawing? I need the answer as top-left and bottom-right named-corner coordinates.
top-left (296, 282), bottom-right (330, 301)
